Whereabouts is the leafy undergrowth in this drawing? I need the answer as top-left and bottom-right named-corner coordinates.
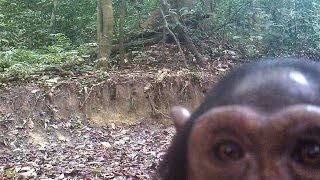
top-left (0, 41), bottom-right (244, 83)
top-left (0, 121), bottom-right (174, 179)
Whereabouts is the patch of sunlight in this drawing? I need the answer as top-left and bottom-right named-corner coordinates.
top-left (28, 131), bottom-right (47, 147)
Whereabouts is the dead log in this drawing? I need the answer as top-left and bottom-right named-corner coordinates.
top-left (111, 35), bottom-right (163, 54)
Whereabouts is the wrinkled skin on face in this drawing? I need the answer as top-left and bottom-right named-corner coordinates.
top-left (157, 58), bottom-right (320, 180)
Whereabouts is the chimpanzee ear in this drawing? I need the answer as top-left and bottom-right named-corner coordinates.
top-left (170, 106), bottom-right (191, 131)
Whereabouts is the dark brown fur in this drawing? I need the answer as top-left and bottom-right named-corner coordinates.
top-left (157, 58), bottom-right (320, 180)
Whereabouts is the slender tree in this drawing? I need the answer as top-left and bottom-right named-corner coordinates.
top-left (96, 0), bottom-right (114, 71)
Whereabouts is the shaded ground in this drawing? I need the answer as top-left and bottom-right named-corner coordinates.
top-left (0, 121), bottom-right (174, 179)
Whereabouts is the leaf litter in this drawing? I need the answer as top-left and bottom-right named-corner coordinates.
top-left (0, 122), bottom-right (175, 179)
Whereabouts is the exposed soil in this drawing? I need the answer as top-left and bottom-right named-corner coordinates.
top-left (0, 43), bottom-right (245, 179)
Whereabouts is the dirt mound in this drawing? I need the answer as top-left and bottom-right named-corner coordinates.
top-left (0, 62), bottom-right (234, 127)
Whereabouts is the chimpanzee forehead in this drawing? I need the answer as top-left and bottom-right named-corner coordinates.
top-left (193, 59), bottom-right (320, 122)
top-left (230, 67), bottom-right (319, 111)
top-left (233, 68), bottom-right (312, 95)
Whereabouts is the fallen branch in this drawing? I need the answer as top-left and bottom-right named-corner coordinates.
top-left (79, 82), bottom-right (105, 109)
top-left (159, 8), bottom-right (187, 67)
top-left (160, 0), bottom-right (204, 67)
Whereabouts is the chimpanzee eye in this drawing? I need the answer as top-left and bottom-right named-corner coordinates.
top-left (291, 139), bottom-right (320, 167)
top-left (213, 140), bottom-right (244, 162)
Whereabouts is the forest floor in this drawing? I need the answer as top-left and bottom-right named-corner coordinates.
top-left (0, 43), bottom-right (246, 179)
top-left (0, 120), bottom-right (174, 179)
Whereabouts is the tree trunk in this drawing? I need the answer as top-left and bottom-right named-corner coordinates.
top-left (202, 0), bottom-right (213, 14)
top-left (118, 0), bottom-right (126, 66)
top-left (96, 0), bottom-right (114, 71)
top-left (201, 0), bottom-right (213, 30)
top-left (48, 0), bottom-right (59, 34)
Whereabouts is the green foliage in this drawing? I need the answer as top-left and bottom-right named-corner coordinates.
top-left (113, 0), bottom-right (158, 41)
top-left (0, 0), bottom-right (320, 78)
top-left (54, 0), bottom-right (97, 44)
top-left (194, 0), bottom-right (320, 57)
top-left (47, 33), bottom-right (73, 49)
top-left (0, 0), bottom-right (158, 48)
top-left (0, 45), bottom-right (86, 80)
top-left (0, 0), bottom-right (96, 49)
top-left (4, 167), bottom-right (17, 178)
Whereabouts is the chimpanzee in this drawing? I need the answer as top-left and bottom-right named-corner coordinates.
top-left (156, 58), bottom-right (320, 180)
